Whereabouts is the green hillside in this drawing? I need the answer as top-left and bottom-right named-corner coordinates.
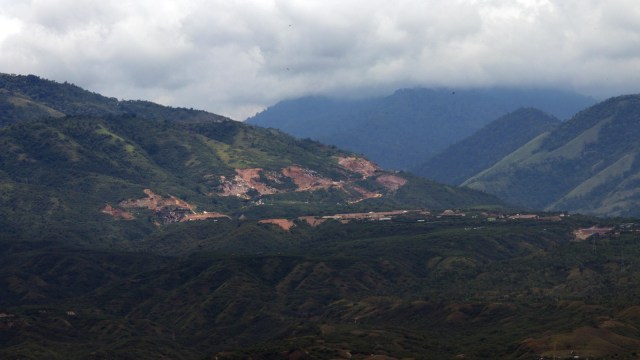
top-left (415, 108), bottom-right (560, 185)
top-left (463, 95), bottom-right (640, 216)
top-left (3, 215), bottom-right (640, 359)
top-left (0, 73), bottom-right (226, 125)
top-left (0, 74), bottom-right (502, 247)
top-left (4, 74), bottom-right (640, 359)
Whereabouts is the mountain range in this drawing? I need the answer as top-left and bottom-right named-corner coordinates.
top-left (247, 88), bottom-right (596, 170)
top-left (414, 107), bottom-right (561, 185)
top-left (462, 94), bottom-right (640, 216)
top-left (4, 74), bottom-right (640, 359)
top-left (250, 86), bottom-right (640, 217)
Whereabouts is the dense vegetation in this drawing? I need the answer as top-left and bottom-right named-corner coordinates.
top-left (415, 108), bottom-right (560, 185)
top-left (464, 95), bottom-right (640, 216)
top-left (1, 74), bottom-right (637, 359)
top-left (247, 88), bottom-right (595, 170)
top-left (0, 73), bottom-right (503, 247)
top-left (3, 215), bottom-right (640, 359)
top-left (0, 73), bottom-right (227, 125)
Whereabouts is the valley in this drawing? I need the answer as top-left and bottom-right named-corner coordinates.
top-left (3, 213), bottom-right (640, 359)
top-left (1, 74), bottom-right (640, 359)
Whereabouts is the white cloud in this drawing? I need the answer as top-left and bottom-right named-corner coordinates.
top-left (1, 0), bottom-right (639, 120)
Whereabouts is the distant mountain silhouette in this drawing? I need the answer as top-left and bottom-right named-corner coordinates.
top-left (247, 87), bottom-right (596, 170)
top-left (414, 108), bottom-right (560, 185)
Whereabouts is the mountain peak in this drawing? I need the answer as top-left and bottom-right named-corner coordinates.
top-left (414, 107), bottom-right (560, 185)
top-left (247, 87), bottom-right (595, 169)
top-left (0, 73), bottom-right (230, 126)
top-left (463, 94), bottom-right (640, 216)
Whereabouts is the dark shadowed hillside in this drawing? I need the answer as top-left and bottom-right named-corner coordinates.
top-left (3, 214), bottom-right (640, 359)
top-left (415, 108), bottom-right (560, 185)
top-left (247, 88), bottom-right (595, 170)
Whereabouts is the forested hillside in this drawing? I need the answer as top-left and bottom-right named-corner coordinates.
top-left (3, 214), bottom-right (640, 359)
top-left (2, 74), bottom-right (638, 360)
top-left (464, 95), bottom-right (640, 216)
top-left (0, 73), bottom-right (226, 125)
top-left (0, 73), bottom-right (501, 246)
top-left (415, 108), bottom-right (560, 185)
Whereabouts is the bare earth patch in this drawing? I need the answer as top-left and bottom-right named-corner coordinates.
top-left (348, 185), bottom-right (382, 204)
top-left (217, 168), bottom-right (282, 198)
top-left (282, 165), bottom-right (339, 192)
top-left (217, 174), bottom-right (253, 198)
top-left (215, 162), bottom-right (403, 203)
top-left (101, 204), bottom-right (135, 220)
top-left (375, 174), bottom-right (407, 192)
top-left (119, 189), bottom-right (194, 211)
top-left (114, 189), bottom-right (230, 224)
top-left (235, 168), bottom-right (279, 195)
top-left (338, 156), bottom-right (380, 178)
top-left (259, 218), bottom-right (295, 231)
top-left (297, 216), bottom-right (327, 227)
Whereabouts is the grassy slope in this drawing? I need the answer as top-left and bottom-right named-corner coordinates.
top-left (0, 113), bottom-right (502, 247)
top-left (415, 108), bottom-right (560, 185)
top-left (463, 95), bottom-right (640, 216)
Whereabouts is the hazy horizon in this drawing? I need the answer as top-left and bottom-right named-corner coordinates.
top-left (1, 0), bottom-right (639, 120)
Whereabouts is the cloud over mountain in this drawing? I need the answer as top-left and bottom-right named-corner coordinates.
top-left (1, 0), bottom-right (639, 119)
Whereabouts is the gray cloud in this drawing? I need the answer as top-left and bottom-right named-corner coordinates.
top-left (1, 0), bottom-right (639, 120)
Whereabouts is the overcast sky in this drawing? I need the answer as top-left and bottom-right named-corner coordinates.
top-left (1, 0), bottom-right (639, 120)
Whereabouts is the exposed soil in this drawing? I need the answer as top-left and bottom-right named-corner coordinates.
top-left (217, 174), bottom-right (254, 199)
top-left (375, 174), bottom-right (407, 192)
top-left (215, 162), bottom-right (404, 203)
top-left (348, 185), bottom-right (382, 203)
top-left (281, 166), bottom-right (339, 192)
top-left (235, 168), bottom-right (279, 195)
top-left (114, 189), bottom-right (230, 224)
top-left (215, 168), bottom-right (279, 199)
top-left (297, 216), bottom-right (327, 227)
top-left (259, 218), bottom-right (295, 231)
top-left (101, 204), bottom-right (135, 220)
top-left (119, 189), bottom-right (194, 212)
top-left (338, 156), bottom-right (380, 178)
